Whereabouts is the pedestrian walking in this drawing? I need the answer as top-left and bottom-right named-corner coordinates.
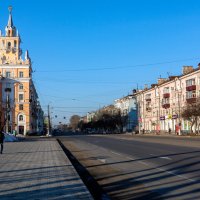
top-left (0, 132), bottom-right (5, 154)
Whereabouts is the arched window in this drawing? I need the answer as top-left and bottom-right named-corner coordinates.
top-left (8, 42), bottom-right (11, 48)
top-left (19, 115), bottom-right (23, 121)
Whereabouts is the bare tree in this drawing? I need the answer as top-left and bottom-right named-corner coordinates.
top-left (181, 98), bottom-right (200, 134)
top-left (70, 115), bottom-right (81, 130)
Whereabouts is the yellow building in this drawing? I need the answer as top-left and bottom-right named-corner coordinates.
top-left (0, 6), bottom-right (43, 135)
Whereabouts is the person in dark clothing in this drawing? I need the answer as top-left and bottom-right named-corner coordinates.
top-left (0, 132), bottom-right (5, 154)
top-left (142, 129), bottom-right (145, 134)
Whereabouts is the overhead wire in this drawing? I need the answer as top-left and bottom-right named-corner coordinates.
top-left (34, 57), bottom-right (200, 73)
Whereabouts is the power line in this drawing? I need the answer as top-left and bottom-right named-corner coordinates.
top-left (34, 57), bottom-right (200, 73)
top-left (47, 106), bottom-right (98, 109)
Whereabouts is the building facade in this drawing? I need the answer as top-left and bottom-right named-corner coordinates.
top-left (0, 7), bottom-right (43, 135)
top-left (114, 95), bottom-right (137, 132)
top-left (136, 65), bottom-right (200, 134)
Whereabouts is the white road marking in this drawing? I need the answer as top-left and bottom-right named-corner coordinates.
top-left (97, 159), bottom-right (106, 163)
top-left (138, 160), bottom-right (196, 183)
top-left (157, 167), bottom-right (196, 182)
top-left (150, 154), bottom-right (156, 156)
top-left (159, 157), bottom-right (172, 160)
top-left (139, 161), bottom-right (149, 166)
top-left (110, 151), bottom-right (121, 156)
top-left (126, 156), bottom-right (134, 160)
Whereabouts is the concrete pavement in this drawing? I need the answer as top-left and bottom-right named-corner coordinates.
top-left (0, 138), bottom-right (93, 200)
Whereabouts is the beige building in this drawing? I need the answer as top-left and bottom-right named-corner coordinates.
top-left (136, 65), bottom-right (200, 134)
top-left (0, 7), bottom-right (43, 135)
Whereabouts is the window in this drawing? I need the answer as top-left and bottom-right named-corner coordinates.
top-left (19, 115), bottom-right (23, 121)
top-left (6, 71), bottom-right (11, 78)
top-left (19, 72), bottom-right (24, 78)
top-left (6, 83), bottom-right (11, 88)
top-left (163, 87), bottom-right (169, 94)
top-left (7, 42), bottom-right (11, 49)
top-left (14, 40), bottom-right (17, 48)
top-left (186, 91), bottom-right (196, 99)
top-left (19, 104), bottom-right (23, 110)
top-left (162, 98), bottom-right (170, 104)
top-left (186, 79), bottom-right (195, 87)
top-left (145, 94), bottom-right (151, 100)
top-left (19, 94), bottom-right (24, 101)
top-left (19, 84), bottom-right (23, 90)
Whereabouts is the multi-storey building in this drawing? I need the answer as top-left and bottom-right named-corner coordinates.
top-left (86, 111), bottom-right (96, 123)
top-left (0, 7), bottom-right (43, 135)
top-left (114, 95), bottom-right (137, 132)
top-left (135, 65), bottom-right (200, 134)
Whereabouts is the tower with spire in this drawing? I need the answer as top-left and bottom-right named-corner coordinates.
top-left (5, 6), bottom-right (17, 37)
top-left (0, 6), bottom-right (30, 65)
top-left (0, 6), bottom-right (43, 135)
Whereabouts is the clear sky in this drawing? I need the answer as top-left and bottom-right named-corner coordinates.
top-left (1, 0), bottom-right (200, 124)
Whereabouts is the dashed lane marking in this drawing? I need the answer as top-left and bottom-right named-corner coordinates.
top-left (110, 151), bottom-right (121, 156)
top-left (139, 161), bottom-right (149, 166)
top-left (159, 156), bottom-right (172, 160)
top-left (97, 159), bottom-right (106, 163)
top-left (157, 167), bottom-right (196, 182)
top-left (137, 160), bottom-right (196, 183)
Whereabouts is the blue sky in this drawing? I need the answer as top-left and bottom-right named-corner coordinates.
top-left (1, 0), bottom-right (200, 124)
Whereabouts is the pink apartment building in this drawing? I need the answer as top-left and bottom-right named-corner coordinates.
top-left (135, 65), bottom-right (200, 134)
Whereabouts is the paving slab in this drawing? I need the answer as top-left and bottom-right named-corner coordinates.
top-left (0, 138), bottom-right (93, 200)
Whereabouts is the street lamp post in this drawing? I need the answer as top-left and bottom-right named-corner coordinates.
top-left (5, 88), bottom-right (11, 133)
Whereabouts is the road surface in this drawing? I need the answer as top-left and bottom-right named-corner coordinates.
top-left (59, 134), bottom-right (200, 199)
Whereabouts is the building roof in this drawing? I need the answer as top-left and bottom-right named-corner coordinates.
top-left (135, 65), bottom-right (200, 95)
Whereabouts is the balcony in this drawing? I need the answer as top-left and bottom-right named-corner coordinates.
top-left (186, 98), bottom-right (196, 104)
top-left (162, 103), bottom-right (170, 109)
top-left (145, 98), bottom-right (151, 102)
top-left (163, 93), bottom-right (170, 98)
top-left (6, 47), bottom-right (11, 53)
top-left (186, 85), bottom-right (196, 91)
top-left (12, 47), bottom-right (17, 53)
top-left (146, 107), bottom-right (152, 112)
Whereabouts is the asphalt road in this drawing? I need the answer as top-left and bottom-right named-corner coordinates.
top-left (59, 134), bottom-right (200, 199)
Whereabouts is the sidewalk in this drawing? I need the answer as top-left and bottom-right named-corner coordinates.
top-left (0, 138), bottom-right (93, 200)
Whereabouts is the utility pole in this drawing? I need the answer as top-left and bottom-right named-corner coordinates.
top-left (178, 91), bottom-right (181, 135)
top-left (47, 104), bottom-right (51, 136)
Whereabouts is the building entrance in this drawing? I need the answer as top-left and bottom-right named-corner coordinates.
top-left (19, 126), bottom-right (24, 135)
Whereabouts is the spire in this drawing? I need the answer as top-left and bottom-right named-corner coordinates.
top-left (25, 50), bottom-right (31, 64)
top-left (8, 6), bottom-right (14, 27)
top-left (5, 6), bottom-right (16, 37)
top-left (25, 50), bottom-right (29, 60)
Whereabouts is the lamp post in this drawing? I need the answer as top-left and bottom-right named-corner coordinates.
top-left (177, 90), bottom-right (182, 135)
top-left (5, 87), bottom-right (11, 133)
